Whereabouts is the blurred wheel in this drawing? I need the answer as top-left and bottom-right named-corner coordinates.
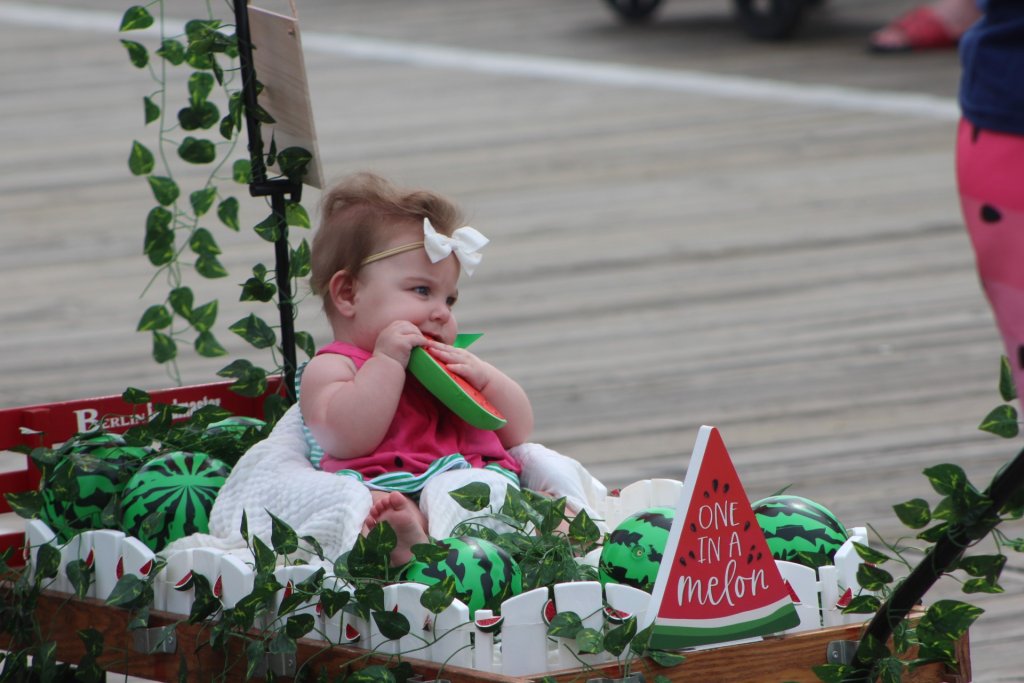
top-left (604, 0), bottom-right (663, 23)
top-left (734, 0), bottom-right (806, 40)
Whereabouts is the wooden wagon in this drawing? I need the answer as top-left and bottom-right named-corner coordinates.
top-left (0, 381), bottom-right (971, 682)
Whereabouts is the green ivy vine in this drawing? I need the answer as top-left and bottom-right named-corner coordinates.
top-left (119, 1), bottom-right (316, 417)
top-left (811, 356), bottom-right (1024, 683)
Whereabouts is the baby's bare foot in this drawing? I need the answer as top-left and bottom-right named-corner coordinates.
top-left (366, 491), bottom-right (428, 566)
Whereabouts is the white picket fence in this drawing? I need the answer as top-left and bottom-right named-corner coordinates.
top-left (21, 478), bottom-right (873, 678)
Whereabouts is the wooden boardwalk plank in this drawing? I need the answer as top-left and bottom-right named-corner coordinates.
top-left (1, 1), bottom-right (1020, 679)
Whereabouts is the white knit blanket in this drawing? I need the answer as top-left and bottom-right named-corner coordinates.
top-left (165, 404), bottom-right (608, 561)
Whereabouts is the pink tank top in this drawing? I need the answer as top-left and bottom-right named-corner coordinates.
top-left (316, 342), bottom-right (521, 478)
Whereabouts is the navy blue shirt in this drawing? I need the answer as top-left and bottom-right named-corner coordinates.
top-left (959, 0), bottom-right (1024, 135)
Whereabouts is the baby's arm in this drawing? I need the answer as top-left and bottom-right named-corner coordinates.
top-left (300, 321), bottom-right (424, 459)
top-left (423, 341), bottom-right (534, 448)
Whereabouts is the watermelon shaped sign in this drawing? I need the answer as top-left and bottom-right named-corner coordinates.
top-left (643, 426), bottom-right (799, 649)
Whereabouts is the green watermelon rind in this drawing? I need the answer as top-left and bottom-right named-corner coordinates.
top-left (408, 347), bottom-right (507, 431)
top-left (753, 495), bottom-right (848, 566)
top-left (649, 598), bottom-right (800, 649)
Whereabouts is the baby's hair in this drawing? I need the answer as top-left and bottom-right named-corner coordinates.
top-left (310, 171), bottom-right (465, 296)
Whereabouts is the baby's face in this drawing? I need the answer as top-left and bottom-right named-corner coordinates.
top-left (348, 234), bottom-right (461, 349)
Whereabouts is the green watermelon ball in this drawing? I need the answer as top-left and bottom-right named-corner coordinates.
top-left (752, 494), bottom-right (848, 568)
top-left (119, 451), bottom-right (230, 552)
top-left (599, 507), bottom-right (675, 592)
top-left (402, 536), bottom-right (523, 616)
top-left (39, 432), bottom-right (152, 539)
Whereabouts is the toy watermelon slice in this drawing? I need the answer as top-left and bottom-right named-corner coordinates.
top-left (644, 426), bottom-right (799, 650)
top-left (408, 333), bottom-right (507, 431)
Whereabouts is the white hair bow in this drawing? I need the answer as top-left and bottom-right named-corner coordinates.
top-left (422, 218), bottom-right (489, 276)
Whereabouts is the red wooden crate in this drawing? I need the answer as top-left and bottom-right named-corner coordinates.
top-left (0, 378), bottom-right (283, 563)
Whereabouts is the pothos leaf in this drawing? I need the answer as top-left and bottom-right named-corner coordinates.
top-left (923, 464), bottom-right (970, 497)
top-left (189, 300), bottom-right (218, 332)
top-left (36, 542), bottom-right (61, 579)
top-left (194, 331), bottom-right (227, 358)
top-left (143, 96), bottom-right (160, 124)
top-left (144, 207), bottom-right (174, 265)
top-left (178, 136), bottom-right (217, 164)
top-left (998, 354), bottom-right (1018, 402)
top-left (372, 610), bottom-right (410, 641)
top-left (119, 6), bottom-right (154, 31)
top-left (318, 588), bottom-right (350, 618)
top-left (106, 574), bottom-right (151, 610)
top-left (978, 404), bottom-right (1019, 439)
top-left (195, 253), bottom-right (228, 279)
top-left (604, 615), bottom-right (637, 656)
top-left (128, 140), bottom-right (155, 176)
top-left (216, 359), bottom-right (268, 397)
top-left (290, 239), bottom-right (311, 278)
top-left (229, 314), bottom-right (276, 349)
top-left (546, 611), bottom-right (582, 638)
top-left (137, 304), bottom-right (172, 331)
top-left (190, 187), bottom-right (217, 216)
top-left (233, 159), bottom-right (251, 184)
top-left (156, 39), bottom-right (186, 66)
top-left (253, 213), bottom-right (281, 242)
top-left (420, 575), bottom-right (457, 614)
top-left (66, 559), bottom-right (93, 599)
top-left (575, 627), bottom-right (603, 654)
top-left (217, 197), bottom-right (240, 230)
top-left (285, 613), bottom-right (316, 639)
top-left (147, 176), bottom-right (180, 206)
top-left (122, 387), bottom-right (151, 404)
top-left (268, 510), bottom-right (299, 556)
top-left (449, 482), bottom-right (492, 512)
top-left (252, 535), bottom-right (276, 575)
top-left (4, 490), bottom-right (43, 519)
top-left (77, 628), bottom-right (104, 658)
top-left (852, 541), bottom-right (891, 565)
top-left (188, 573), bottom-right (221, 624)
top-left (121, 39), bottom-right (148, 68)
top-left (295, 331), bottom-right (316, 358)
top-left (285, 201), bottom-right (310, 228)
top-left (152, 331), bottom-right (177, 363)
top-left (893, 498), bottom-right (931, 530)
top-left (188, 71), bottom-right (215, 106)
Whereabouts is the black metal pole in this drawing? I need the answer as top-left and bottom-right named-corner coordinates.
top-left (842, 445), bottom-right (1024, 682)
top-left (233, 0), bottom-right (299, 403)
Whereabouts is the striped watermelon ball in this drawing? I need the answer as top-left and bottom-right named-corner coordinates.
top-left (752, 494), bottom-right (848, 567)
top-left (39, 432), bottom-right (151, 540)
top-left (402, 536), bottom-right (523, 616)
top-left (119, 450), bottom-right (230, 551)
top-left (598, 507), bottom-right (675, 592)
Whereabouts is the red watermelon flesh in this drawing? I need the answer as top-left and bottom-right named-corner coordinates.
top-left (408, 345), bottom-right (506, 430)
top-left (475, 615), bottom-right (504, 633)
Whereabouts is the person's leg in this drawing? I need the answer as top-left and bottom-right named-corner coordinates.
top-left (957, 119), bottom-right (1024, 405)
top-left (870, 0), bottom-right (981, 52)
top-left (510, 443), bottom-right (609, 534)
top-left (419, 468), bottom-right (515, 539)
top-left (365, 489), bottom-right (429, 566)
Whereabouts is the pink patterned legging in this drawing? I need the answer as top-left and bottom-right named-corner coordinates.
top-left (957, 118), bottom-right (1024, 403)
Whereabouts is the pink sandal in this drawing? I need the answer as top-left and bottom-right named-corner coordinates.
top-left (869, 5), bottom-right (960, 53)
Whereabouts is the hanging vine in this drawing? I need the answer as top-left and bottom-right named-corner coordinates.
top-left (120, 1), bottom-right (316, 420)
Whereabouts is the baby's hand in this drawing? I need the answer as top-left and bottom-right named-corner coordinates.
top-left (374, 321), bottom-right (427, 367)
top-left (423, 340), bottom-right (492, 391)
